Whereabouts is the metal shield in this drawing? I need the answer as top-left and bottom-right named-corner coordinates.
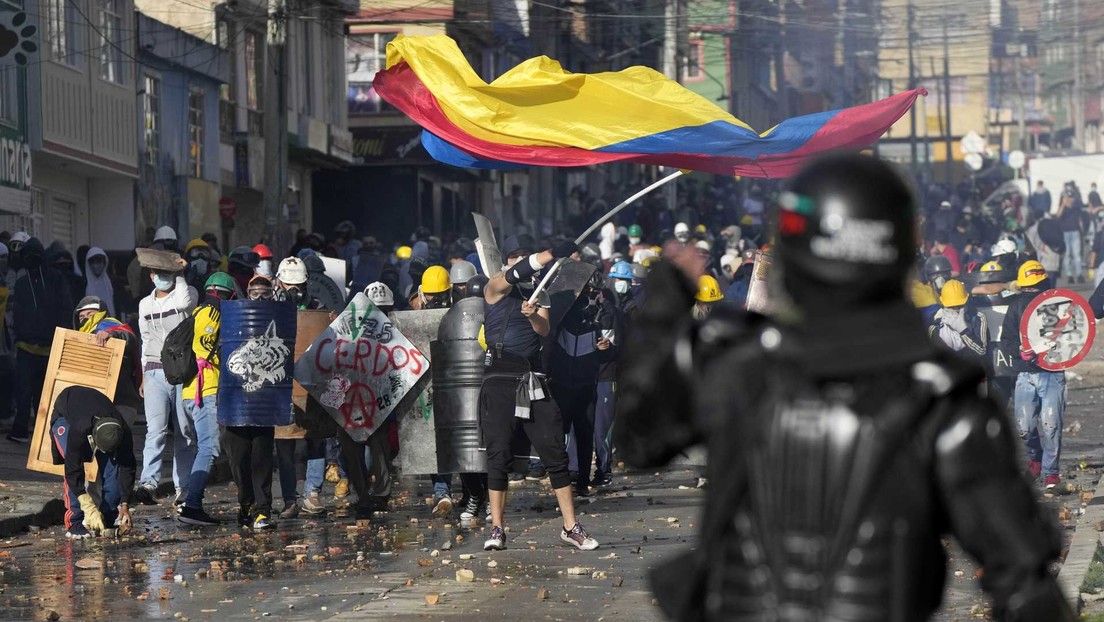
top-left (473, 213), bottom-right (502, 276)
top-left (432, 297), bottom-right (487, 474)
top-left (218, 300), bottom-right (297, 427)
top-left (390, 308), bottom-right (449, 475)
top-left (744, 251), bottom-right (773, 314)
top-left (1019, 288), bottom-right (1096, 371)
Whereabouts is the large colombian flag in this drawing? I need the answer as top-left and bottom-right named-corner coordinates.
top-left (373, 35), bottom-right (925, 179)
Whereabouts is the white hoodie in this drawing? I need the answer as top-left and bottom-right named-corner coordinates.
top-left (598, 222), bottom-right (617, 260)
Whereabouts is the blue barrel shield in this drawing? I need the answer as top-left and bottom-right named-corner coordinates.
top-left (218, 300), bottom-right (297, 426)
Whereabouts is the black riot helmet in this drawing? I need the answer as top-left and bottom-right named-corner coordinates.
top-left (774, 154), bottom-right (916, 309)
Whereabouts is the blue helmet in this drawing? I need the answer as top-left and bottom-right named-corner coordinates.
top-left (609, 261), bottom-right (633, 280)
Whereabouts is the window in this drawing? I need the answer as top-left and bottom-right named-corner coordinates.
top-left (347, 32), bottom-right (396, 115)
top-left (216, 18), bottom-right (231, 50)
top-left (143, 75), bottom-right (161, 168)
top-left (188, 88), bottom-right (204, 178)
top-left (98, 0), bottom-right (124, 83)
top-left (46, 0), bottom-right (77, 65)
top-left (0, 70), bottom-right (18, 126)
top-left (245, 30), bottom-right (264, 111)
top-left (685, 39), bottom-right (704, 82)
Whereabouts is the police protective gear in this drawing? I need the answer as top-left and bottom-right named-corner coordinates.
top-left (365, 281), bottom-right (395, 307)
top-left (276, 257), bottom-right (308, 285)
top-left (776, 154), bottom-right (915, 309)
top-left (449, 260), bottom-right (477, 285)
top-left (939, 279), bottom-right (969, 307)
top-left (1017, 260), bottom-right (1048, 287)
top-left (609, 261), bottom-right (633, 280)
top-left (421, 266), bottom-right (451, 294)
top-left (695, 275), bottom-right (724, 303)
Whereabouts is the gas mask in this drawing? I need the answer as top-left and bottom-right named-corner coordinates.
top-left (930, 274), bottom-right (949, 292)
top-left (282, 286), bottom-right (303, 306)
top-left (423, 293), bottom-right (449, 309)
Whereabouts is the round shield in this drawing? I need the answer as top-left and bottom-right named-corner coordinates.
top-left (1019, 288), bottom-right (1096, 371)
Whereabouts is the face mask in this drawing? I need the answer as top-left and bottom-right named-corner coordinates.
top-left (283, 286), bottom-right (303, 305)
top-left (692, 303), bottom-right (710, 320)
top-left (153, 273), bottom-right (175, 292)
top-left (614, 280), bottom-right (630, 295)
top-left (676, 233), bottom-right (690, 243)
top-left (931, 276), bottom-right (948, 291)
top-left (256, 260), bottom-right (274, 279)
top-left (629, 237), bottom-right (641, 245)
top-left (190, 259), bottom-right (209, 276)
top-left (23, 254), bottom-right (42, 269)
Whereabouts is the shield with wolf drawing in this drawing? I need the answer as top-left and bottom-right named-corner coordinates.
top-left (217, 300), bottom-right (297, 426)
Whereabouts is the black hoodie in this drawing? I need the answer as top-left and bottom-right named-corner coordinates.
top-left (13, 238), bottom-right (73, 348)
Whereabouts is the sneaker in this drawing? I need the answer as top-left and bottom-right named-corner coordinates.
top-left (65, 524), bottom-right (92, 540)
top-left (460, 496), bottom-right (488, 521)
top-left (178, 506), bottom-right (220, 526)
top-left (251, 513), bottom-right (275, 531)
top-left (507, 472), bottom-right (525, 486)
top-left (133, 484), bottom-right (157, 506)
top-left (6, 433), bottom-right (29, 444)
top-left (432, 495), bottom-right (454, 518)
top-left (526, 467), bottom-right (547, 481)
top-left (1027, 460), bottom-right (1042, 482)
top-left (300, 493), bottom-right (326, 515)
top-left (237, 507), bottom-right (252, 528)
top-left (484, 525), bottom-right (507, 551)
top-left (334, 479), bottom-right (350, 499)
top-left (569, 471), bottom-right (579, 484)
top-left (696, 477), bottom-right (709, 489)
top-left (560, 522), bottom-right (599, 551)
top-left (594, 473), bottom-right (613, 487)
top-left (367, 496), bottom-right (390, 513)
top-left (279, 502), bottom-right (300, 519)
top-left (1045, 475), bottom-right (1061, 490)
top-left (324, 462), bottom-right (341, 484)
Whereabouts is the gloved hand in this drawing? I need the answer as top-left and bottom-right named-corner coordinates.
top-left (551, 240), bottom-right (577, 259)
top-left (941, 307), bottom-right (968, 333)
top-left (78, 493), bottom-right (106, 532)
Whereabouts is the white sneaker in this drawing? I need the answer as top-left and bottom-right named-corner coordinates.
top-left (560, 522), bottom-right (599, 551)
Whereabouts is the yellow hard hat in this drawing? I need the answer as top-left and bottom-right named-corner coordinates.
top-left (980, 261), bottom-right (1002, 273)
top-left (1017, 260), bottom-right (1047, 287)
top-left (695, 275), bottom-right (724, 303)
top-left (694, 224), bottom-right (708, 234)
top-left (396, 245), bottom-right (412, 260)
top-left (421, 265), bottom-right (450, 294)
top-left (939, 280), bottom-right (969, 307)
top-left (184, 238), bottom-right (209, 253)
top-left (651, 245), bottom-right (662, 255)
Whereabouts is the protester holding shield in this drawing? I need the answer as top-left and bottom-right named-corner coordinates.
top-left (481, 235), bottom-right (599, 551)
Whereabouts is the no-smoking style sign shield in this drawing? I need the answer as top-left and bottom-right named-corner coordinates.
top-left (1019, 289), bottom-right (1096, 371)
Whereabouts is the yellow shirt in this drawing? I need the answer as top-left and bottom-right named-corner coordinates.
top-left (910, 279), bottom-right (938, 309)
top-left (183, 304), bottom-right (220, 400)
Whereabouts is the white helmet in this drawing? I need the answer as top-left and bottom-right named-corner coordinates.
top-left (276, 257), bottom-right (308, 285)
top-left (365, 281), bottom-right (395, 307)
top-left (674, 222), bottom-right (690, 241)
top-left (154, 226), bottom-right (178, 243)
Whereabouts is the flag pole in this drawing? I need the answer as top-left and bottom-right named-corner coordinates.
top-left (528, 170), bottom-right (684, 304)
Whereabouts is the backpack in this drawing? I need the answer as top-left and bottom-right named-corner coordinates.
top-left (161, 313), bottom-right (198, 386)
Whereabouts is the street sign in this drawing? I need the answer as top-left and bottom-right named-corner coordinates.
top-left (960, 131), bottom-right (985, 155)
top-left (1008, 150), bottom-right (1026, 169)
top-left (1019, 288), bottom-right (1096, 371)
top-left (964, 153), bottom-right (984, 171)
top-left (219, 196), bottom-right (238, 219)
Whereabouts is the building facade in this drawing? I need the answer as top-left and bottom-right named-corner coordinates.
top-left (0, 2), bottom-right (35, 235)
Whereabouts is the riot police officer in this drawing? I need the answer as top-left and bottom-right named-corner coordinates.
top-left (616, 153), bottom-right (1073, 622)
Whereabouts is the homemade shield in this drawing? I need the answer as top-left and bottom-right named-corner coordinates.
top-left (744, 251), bottom-right (773, 314)
top-left (977, 302), bottom-right (1017, 377)
top-left (431, 297), bottom-right (487, 473)
top-left (218, 300), bottom-right (297, 426)
top-left (294, 293), bottom-right (429, 442)
top-left (321, 256), bottom-right (349, 298)
top-left (276, 309), bottom-right (336, 440)
top-left (389, 307), bottom-right (448, 475)
top-left (546, 259), bottom-right (598, 333)
top-left (473, 213), bottom-right (502, 276)
top-left (1019, 288), bottom-right (1096, 371)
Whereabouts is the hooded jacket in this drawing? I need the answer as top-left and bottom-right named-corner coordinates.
top-left (13, 238), bottom-right (73, 352)
top-left (83, 247), bottom-right (115, 316)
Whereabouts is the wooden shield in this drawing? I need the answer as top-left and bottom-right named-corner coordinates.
top-left (27, 329), bottom-right (126, 481)
top-left (1019, 288), bottom-right (1096, 371)
top-left (276, 309), bottom-right (334, 440)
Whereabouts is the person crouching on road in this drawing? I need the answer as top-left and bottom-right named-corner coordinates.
top-left (481, 235), bottom-right (599, 552)
top-left (177, 273), bottom-right (231, 528)
top-left (51, 386), bottom-right (136, 539)
top-left (928, 280), bottom-right (987, 363)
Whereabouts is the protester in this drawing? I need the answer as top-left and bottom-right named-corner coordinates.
top-left (1057, 189), bottom-right (1086, 284)
top-left (177, 273), bottom-right (230, 527)
top-left (134, 254), bottom-right (198, 509)
top-left (73, 296), bottom-right (140, 404)
top-left (83, 247), bottom-right (117, 317)
top-left (253, 244), bottom-right (275, 279)
top-left (51, 386), bottom-right (136, 539)
top-left (692, 274), bottom-right (724, 320)
top-left (9, 237), bottom-right (72, 443)
top-left (481, 234), bottom-right (599, 551)
top-left (928, 280), bottom-right (987, 362)
top-left (0, 242), bottom-right (15, 426)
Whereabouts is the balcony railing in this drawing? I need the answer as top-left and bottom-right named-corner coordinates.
top-left (247, 109), bottom-right (264, 136)
top-left (219, 100), bottom-right (235, 142)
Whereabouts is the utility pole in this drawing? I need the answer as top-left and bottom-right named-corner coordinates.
top-left (1072, 0), bottom-right (1083, 151)
top-left (942, 20), bottom-right (953, 184)
top-left (661, 0), bottom-right (681, 212)
top-left (263, 0), bottom-right (289, 254)
top-left (907, 1), bottom-right (918, 174)
top-left (1015, 52), bottom-right (1026, 151)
